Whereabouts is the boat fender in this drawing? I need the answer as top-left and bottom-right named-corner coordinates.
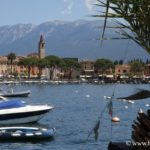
top-left (112, 117), bottom-right (120, 122)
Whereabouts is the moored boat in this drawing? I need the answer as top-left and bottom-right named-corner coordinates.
top-left (0, 126), bottom-right (55, 142)
top-left (0, 100), bottom-right (54, 124)
top-left (0, 90), bottom-right (31, 97)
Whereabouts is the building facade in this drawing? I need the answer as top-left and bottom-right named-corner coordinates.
top-left (0, 56), bottom-right (8, 77)
top-left (115, 64), bottom-right (131, 76)
top-left (81, 60), bottom-right (94, 76)
top-left (144, 64), bottom-right (150, 77)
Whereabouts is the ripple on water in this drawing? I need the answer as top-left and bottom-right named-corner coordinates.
top-left (1, 83), bottom-right (149, 150)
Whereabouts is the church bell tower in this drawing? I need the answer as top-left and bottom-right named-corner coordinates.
top-left (38, 35), bottom-right (45, 59)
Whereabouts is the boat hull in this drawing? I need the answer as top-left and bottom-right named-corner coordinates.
top-left (0, 107), bottom-right (52, 125)
top-left (0, 136), bottom-right (54, 142)
top-left (0, 114), bottom-right (45, 125)
top-left (0, 91), bottom-right (31, 97)
top-left (0, 127), bottom-right (55, 142)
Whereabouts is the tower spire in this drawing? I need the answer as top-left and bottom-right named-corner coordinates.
top-left (38, 34), bottom-right (45, 59)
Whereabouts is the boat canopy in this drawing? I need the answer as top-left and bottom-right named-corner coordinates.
top-left (0, 100), bottom-right (25, 109)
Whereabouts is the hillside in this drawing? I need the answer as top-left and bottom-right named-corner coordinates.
top-left (0, 20), bottom-right (149, 61)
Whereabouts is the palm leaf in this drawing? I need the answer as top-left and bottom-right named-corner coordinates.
top-left (95, 0), bottom-right (150, 54)
top-left (101, 0), bottom-right (110, 46)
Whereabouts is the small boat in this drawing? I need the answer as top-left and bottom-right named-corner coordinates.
top-left (0, 126), bottom-right (55, 142)
top-left (104, 96), bottom-right (112, 100)
top-left (127, 100), bottom-right (135, 104)
top-left (0, 90), bottom-right (31, 97)
top-left (0, 100), bottom-right (54, 124)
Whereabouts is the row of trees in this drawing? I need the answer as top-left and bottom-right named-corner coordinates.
top-left (6, 52), bottom-right (147, 79)
top-left (18, 56), bottom-right (81, 79)
top-left (6, 53), bottom-right (81, 79)
top-left (95, 59), bottom-right (146, 76)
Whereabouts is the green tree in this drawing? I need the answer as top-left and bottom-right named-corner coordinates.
top-left (129, 60), bottom-right (144, 76)
top-left (95, 0), bottom-right (150, 54)
top-left (7, 52), bottom-right (16, 76)
top-left (63, 59), bottom-right (81, 79)
top-left (45, 55), bottom-right (62, 80)
top-left (114, 60), bottom-right (119, 65)
top-left (18, 57), bottom-right (37, 79)
top-left (146, 59), bottom-right (149, 64)
top-left (119, 60), bottom-right (123, 65)
top-left (94, 58), bottom-right (114, 75)
top-left (36, 58), bottom-right (48, 79)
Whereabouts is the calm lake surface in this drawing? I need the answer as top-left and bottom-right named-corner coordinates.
top-left (1, 83), bottom-right (150, 150)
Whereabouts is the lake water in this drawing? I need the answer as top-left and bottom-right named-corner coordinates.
top-left (0, 83), bottom-right (150, 150)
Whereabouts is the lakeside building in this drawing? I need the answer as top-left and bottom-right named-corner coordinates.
top-left (62, 58), bottom-right (80, 79)
top-left (63, 58), bottom-right (78, 62)
top-left (27, 52), bottom-right (39, 58)
top-left (15, 56), bottom-right (26, 76)
top-left (1, 35), bottom-right (150, 80)
top-left (0, 56), bottom-right (8, 77)
top-left (0, 55), bottom-right (26, 78)
top-left (144, 64), bottom-right (150, 77)
top-left (0, 35), bottom-right (46, 78)
top-left (80, 60), bottom-right (94, 78)
top-left (25, 35), bottom-right (46, 78)
top-left (96, 68), bottom-right (114, 78)
top-left (115, 64), bottom-right (131, 78)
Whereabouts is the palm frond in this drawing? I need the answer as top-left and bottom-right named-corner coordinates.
top-left (95, 0), bottom-right (150, 54)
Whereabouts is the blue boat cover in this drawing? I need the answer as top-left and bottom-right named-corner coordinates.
top-left (0, 100), bottom-right (25, 109)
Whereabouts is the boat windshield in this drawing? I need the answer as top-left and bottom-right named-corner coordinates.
top-left (0, 100), bottom-right (25, 109)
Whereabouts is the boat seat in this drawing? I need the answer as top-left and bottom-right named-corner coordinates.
top-left (0, 130), bottom-right (6, 133)
top-left (15, 130), bottom-right (23, 133)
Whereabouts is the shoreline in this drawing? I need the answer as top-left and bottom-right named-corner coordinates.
top-left (0, 79), bottom-right (149, 85)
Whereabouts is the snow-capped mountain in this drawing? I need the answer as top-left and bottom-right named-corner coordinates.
top-left (0, 20), bottom-right (149, 61)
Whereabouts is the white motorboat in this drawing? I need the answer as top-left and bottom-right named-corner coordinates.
top-left (0, 100), bottom-right (54, 125)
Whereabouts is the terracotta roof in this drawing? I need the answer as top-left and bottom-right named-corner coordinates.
top-left (0, 56), bottom-right (7, 63)
top-left (27, 52), bottom-right (38, 57)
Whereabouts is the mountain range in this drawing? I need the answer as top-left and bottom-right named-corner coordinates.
top-left (0, 20), bottom-right (149, 61)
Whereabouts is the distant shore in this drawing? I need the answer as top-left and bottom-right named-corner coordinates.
top-left (0, 78), bottom-right (149, 85)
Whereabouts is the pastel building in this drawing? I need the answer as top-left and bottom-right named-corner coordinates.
top-left (115, 64), bottom-right (131, 76)
top-left (144, 64), bottom-right (150, 76)
top-left (0, 56), bottom-right (8, 77)
top-left (81, 60), bottom-right (94, 76)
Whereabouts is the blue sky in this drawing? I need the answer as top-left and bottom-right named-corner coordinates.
top-left (0, 0), bottom-right (96, 26)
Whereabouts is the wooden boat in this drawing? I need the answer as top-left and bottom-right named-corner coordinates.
top-left (0, 126), bottom-right (55, 142)
top-left (0, 90), bottom-right (31, 97)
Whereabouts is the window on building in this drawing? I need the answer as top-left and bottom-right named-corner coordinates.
top-left (123, 70), bottom-right (127, 73)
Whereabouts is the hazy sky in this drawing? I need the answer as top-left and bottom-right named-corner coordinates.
top-left (0, 0), bottom-right (97, 26)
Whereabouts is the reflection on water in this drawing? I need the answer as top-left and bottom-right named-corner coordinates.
top-left (0, 83), bottom-right (150, 150)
